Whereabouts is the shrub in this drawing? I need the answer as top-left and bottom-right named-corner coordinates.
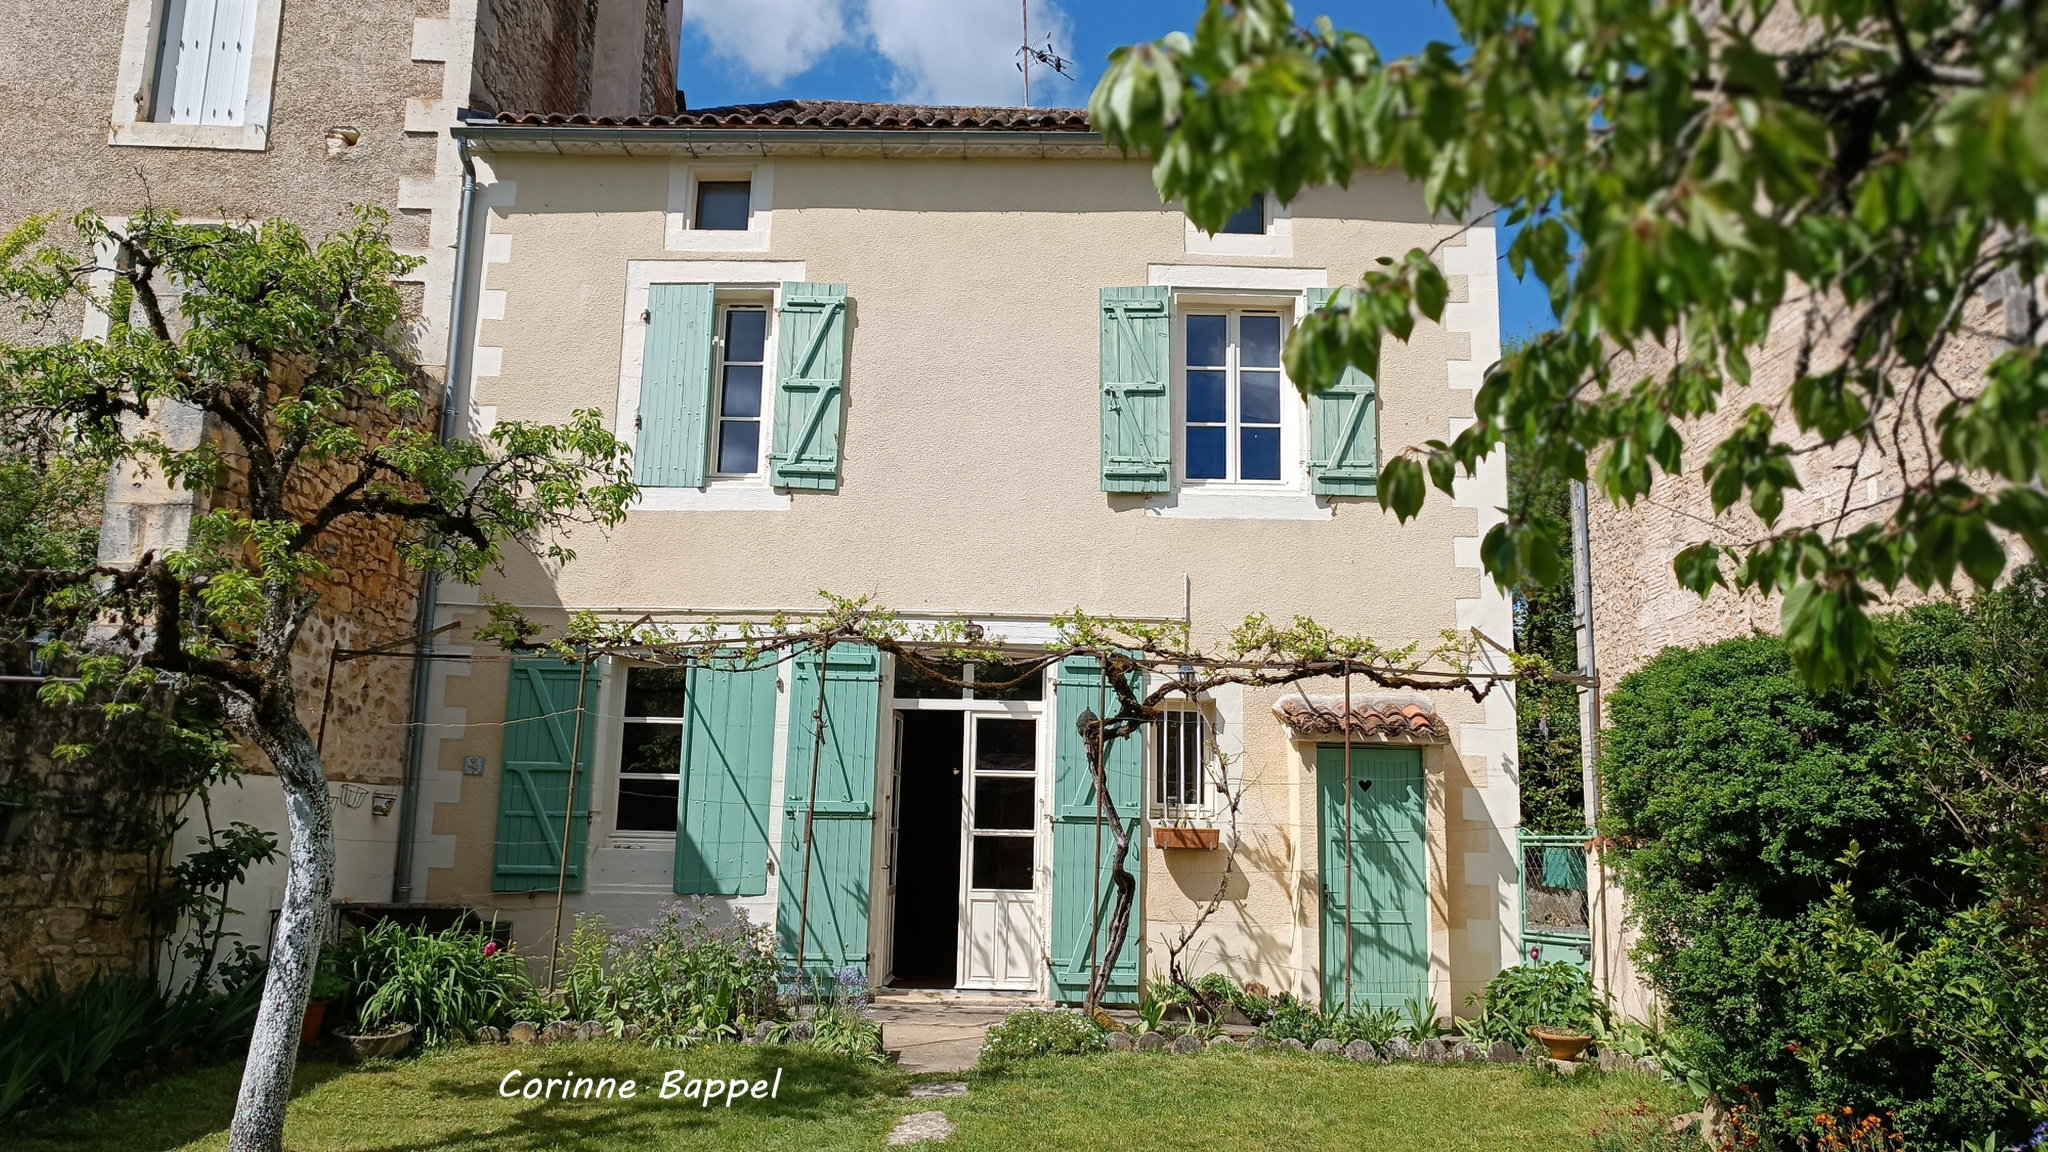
top-left (1254, 994), bottom-right (1402, 1047)
top-left (0, 970), bottom-right (261, 1118)
top-left (558, 901), bottom-right (780, 1044)
top-left (338, 919), bottom-right (532, 1045)
top-left (1600, 634), bottom-right (1995, 1143)
top-left (1461, 961), bottom-right (1602, 1047)
top-left (978, 1009), bottom-right (1105, 1065)
top-left (1589, 1100), bottom-right (1700, 1152)
top-left (779, 967), bottom-right (886, 1064)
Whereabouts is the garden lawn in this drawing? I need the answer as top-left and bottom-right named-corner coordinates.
top-left (15, 1042), bottom-right (1687, 1152)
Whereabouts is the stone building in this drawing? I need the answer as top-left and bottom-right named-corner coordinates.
top-left (0, 0), bottom-right (680, 991)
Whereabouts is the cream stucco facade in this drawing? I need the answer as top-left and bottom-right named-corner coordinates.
top-left (410, 113), bottom-right (1519, 1011)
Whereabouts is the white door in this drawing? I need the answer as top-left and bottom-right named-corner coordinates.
top-left (957, 714), bottom-right (1041, 989)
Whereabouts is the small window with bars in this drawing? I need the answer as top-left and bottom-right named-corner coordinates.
top-left (1155, 707), bottom-right (1209, 813)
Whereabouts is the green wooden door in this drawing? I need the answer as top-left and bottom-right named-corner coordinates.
top-left (491, 660), bottom-right (598, 892)
top-left (1317, 744), bottom-right (1427, 1010)
top-left (777, 644), bottom-right (882, 978)
top-left (675, 657), bottom-right (779, 896)
top-left (1048, 656), bottom-right (1144, 1003)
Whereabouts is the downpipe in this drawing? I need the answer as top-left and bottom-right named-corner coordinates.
top-left (392, 131), bottom-right (481, 903)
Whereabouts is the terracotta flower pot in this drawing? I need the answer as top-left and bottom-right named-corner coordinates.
top-left (335, 1022), bottom-right (415, 1062)
top-left (1527, 1025), bottom-right (1593, 1062)
top-left (300, 999), bottom-right (329, 1045)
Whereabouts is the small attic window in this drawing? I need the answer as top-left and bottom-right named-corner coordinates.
top-left (695, 181), bottom-right (752, 231)
top-left (1220, 194), bottom-right (1266, 235)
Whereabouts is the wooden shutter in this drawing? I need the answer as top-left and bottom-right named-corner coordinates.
top-left (1047, 656), bottom-right (1145, 1003)
top-left (769, 282), bottom-right (849, 491)
top-left (491, 660), bottom-right (598, 893)
top-left (155, 0), bottom-right (260, 126)
top-left (675, 657), bottom-right (779, 896)
top-left (635, 283), bottom-right (715, 488)
top-left (776, 644), bottom-right (882, 977)
top-left (1304, 287), bottom-right (1380, 496)
top-left (1099, 287), bottom-right (1173, 493)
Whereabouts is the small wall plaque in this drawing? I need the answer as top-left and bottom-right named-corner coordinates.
top-left (463, 755), bottom-right (486, 776)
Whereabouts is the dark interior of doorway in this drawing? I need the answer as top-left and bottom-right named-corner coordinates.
top-left (890, 711), bottom-right (961, 988)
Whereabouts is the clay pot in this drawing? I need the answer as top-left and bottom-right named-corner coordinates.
top-left (335, 1022), bottom-right (415, 1062)
top-left (300, 1000), bottom-right (329, 1045)
top-left (1527, 1025), bottom-right (1593, 1062)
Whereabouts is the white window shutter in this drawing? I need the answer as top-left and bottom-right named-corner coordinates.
top-left (153, 0), bottom-right (257, 126)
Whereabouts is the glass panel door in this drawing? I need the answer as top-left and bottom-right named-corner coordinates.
top-left (958, 715), bottom-right (1042, 988)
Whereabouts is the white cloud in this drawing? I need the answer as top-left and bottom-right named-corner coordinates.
top-left (686, 0), bottom-right (853, 85)
top-left (862, 0), bottom-right (1076, 106)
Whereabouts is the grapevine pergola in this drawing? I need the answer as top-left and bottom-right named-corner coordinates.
top-left (482, 592), bottom-right (1555, 1013)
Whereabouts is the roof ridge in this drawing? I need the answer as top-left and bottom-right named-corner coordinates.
top-left (489, 98), bottom-right (1094, 132)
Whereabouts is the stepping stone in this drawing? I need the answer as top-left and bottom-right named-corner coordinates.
top-left (887, 1111), bottom-right (957, 1146)
top-left (909, 1081), bottom-right (968, 1098)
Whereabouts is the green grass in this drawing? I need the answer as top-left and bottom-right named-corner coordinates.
top-left (15, 1043), bottom-right (1687, 1152)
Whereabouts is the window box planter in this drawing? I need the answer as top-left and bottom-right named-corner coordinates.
top-left (1153, 827), bottom-right (1219, 851)
top-left (1527, 1025), bottom-right (1593, 1062)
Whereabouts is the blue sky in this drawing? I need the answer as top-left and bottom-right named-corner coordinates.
top-left (679, 1), bottom-right (1553, 342)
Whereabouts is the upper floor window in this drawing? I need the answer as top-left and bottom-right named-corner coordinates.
top-left (1184, 311), bottom-right (1285, 482)
top-left (110, 0), bottom-right (282, 150)
top-left (1220, 194), bottom-right (1266, 236)
top-left (713, 306), bottom-right (768, 475)
top-left (695, 181), bottom-right (752, 231)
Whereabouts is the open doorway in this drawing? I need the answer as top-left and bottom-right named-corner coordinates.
top-left (889, 711), bottom-right (962, 987)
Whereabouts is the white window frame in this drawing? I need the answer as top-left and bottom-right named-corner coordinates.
top-left (1154, 704), bottom-right (1212, 819)
top-left (667, 162), bottom-right (774, 253)
top-left (109, 0), bottom-right (282, 151)
top-left (709, 300), bottom-right (773, 479)
top-left (1179, 307), bottom-right (1292, 487)
top-left (1184, 194), bottom-right (1293, 258)
top-left (617, 260), bottom-right (806, 511)
top-left (612, 664), bottom-right (687, 842)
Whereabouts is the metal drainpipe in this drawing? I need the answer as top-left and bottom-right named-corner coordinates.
top-left (392, 132), bottom-right (481, 903)
top-left (1568, 479), bottom-right (1600, 825)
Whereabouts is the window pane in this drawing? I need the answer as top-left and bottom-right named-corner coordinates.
top-left (1187, 426), bottom-right (1227, 479)
top-left (724, 309), bottom-right (767, 361)
top-left (971, 835), bottom-right (1033, 889)
top-left (1186, 315), bottom-right (1227, 367)
top-left (1158, 711), bottom-right (1206, 807)
top-left (695, 182), bottom-right (752, 231)
top-left (975, 718), bottom-right (1036, 774)
top-left (625, 667), bottom-right (688, 717)
top-left (716, 420), bottom-right (759, 474)
top-left (1240, 315), bottom-right (1282, 367)
top-left (1240, 370), bottom-right (1281, 425)
top-left (616, 776), bottom-right (679, 832)
top-left (893, 657), bottom-right (965, 699)
top-left (1187, 370), bottom-right (1228, 424)
top-left (720, 365), bottom-right (762, 418)
top-left (974, 777), bottom-right (1034, 830)
top-left (1220, 194), bottom-right (1265, 235)
top-left (620, 721), bottom-right (682, 775)
top-left (970, 661), bottom-right (1043, 701)
top-left (1241, 426), bottom-right (1281, 480)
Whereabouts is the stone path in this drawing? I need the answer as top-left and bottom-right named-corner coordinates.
top-left (886, 1111), bottom-right (957, 1146)
top-left (871, 991), bottom-right (1033, 1073)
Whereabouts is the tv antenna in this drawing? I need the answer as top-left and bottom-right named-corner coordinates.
top-left (1017, 2), bottom-right (1075, 107)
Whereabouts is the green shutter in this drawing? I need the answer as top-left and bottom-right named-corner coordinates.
top-left (1099, 286), bottom-right (1172, 493)
top-left (636, 283), bottom-right (716, 488)
top-left (1048, 656), bottom-right (1145, 1003)
top-left (1317, 745), bottom-right (1426, 1011)
top-left (777, 643), bottom-right (881, 977)
top-left (1304, 287), bottom-right (1379, 496)
top-left (770, 282), bottom-right (849, 491)
top-left (491, 660), bottom-right (598, 893)
top-left (675, 657), bottom-right (779, 896)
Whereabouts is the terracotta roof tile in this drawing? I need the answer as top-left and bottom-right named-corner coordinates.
top-left (1271, 694), bottom-right (1450, 743)
top-left (490, 100), bottom-right (1093, 132)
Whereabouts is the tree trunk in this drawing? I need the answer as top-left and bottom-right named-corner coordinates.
top-left (1082, 730), bottom-right (1137, 1015)
top-left (227, 702), bottom-right (333, 1152)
